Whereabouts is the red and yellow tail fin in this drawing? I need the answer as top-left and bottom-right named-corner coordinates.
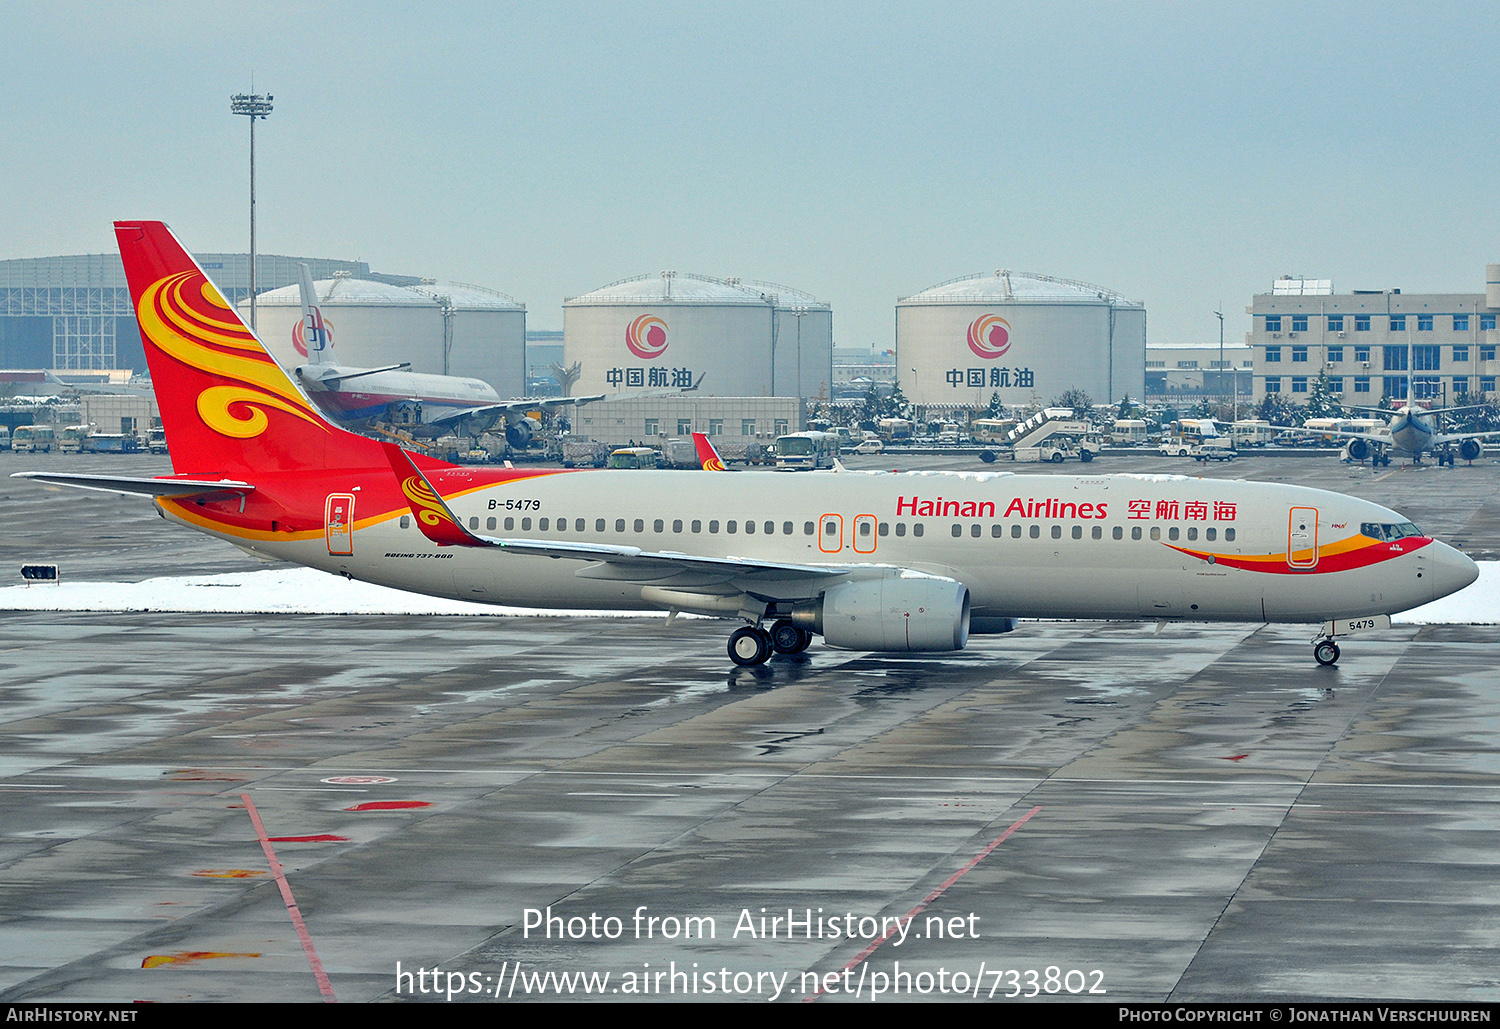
top-left (114, 220), bottom-right (386, 476)
top-left (692, 431), bottom-right (726, 471)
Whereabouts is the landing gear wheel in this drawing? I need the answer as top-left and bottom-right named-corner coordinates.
top-left (728, 626), bottom-right (773, 666)
top-left (1313, 639), bottom-right (1340, 666)
top-left (769, 618), bottom-right (811, 654)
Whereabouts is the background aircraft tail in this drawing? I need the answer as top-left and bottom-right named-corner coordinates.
top-left (297, 262), bottom-right (331, 365)
top-left (692, 431), bottom-right (727, 471)
top-left (114, 220), bottom-right (387, 477)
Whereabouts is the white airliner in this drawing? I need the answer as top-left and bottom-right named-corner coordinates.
top-left (13, 223), bottom-right (1481, 669)
top-left (291, 263), bottom-right (602, 448)
top-left (1324, 402), bottom-right (1497, 467)
top-left (1314, 362), bottom-right (1500, 467)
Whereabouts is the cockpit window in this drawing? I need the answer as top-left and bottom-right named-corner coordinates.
top-left (1361, 521), bottom-right (1423, 541)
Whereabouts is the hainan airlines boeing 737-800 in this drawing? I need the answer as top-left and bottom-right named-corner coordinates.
top-left (14, 223), bottom-right (1480, 668)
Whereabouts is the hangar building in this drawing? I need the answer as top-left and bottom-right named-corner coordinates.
top-left (0, 252), bottom-right (373, 374)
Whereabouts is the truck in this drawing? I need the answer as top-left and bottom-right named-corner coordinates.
top-left (1001, 408), bottom-right (1101, 463)
top-left (142, 426), bottom-right (169, 454)
top-left (1159, 419), bottom-right (1234, 458)
top-left (57, 424), bottom-right (92, 454)
top-left (1014, 437), bottom-right (1099, 463)
top-left (561, 439), bottom-right (610, 468)
top-left (83, 433), bottom-right (139, 453)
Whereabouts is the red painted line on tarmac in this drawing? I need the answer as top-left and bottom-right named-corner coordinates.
top-left (241, 793), bottom-right (337, 1003)
top-left (345, 800), bottom-right (430, 811)
top-left (804, 805), bottom-right (1043, 1001)
top-left (269, 834), bottom-right (349, 843)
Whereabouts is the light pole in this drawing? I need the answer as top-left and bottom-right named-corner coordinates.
top-left (788, 305), bottom-right (809, 400)
top-left (1215, 308), bottom-right (1234, 421)
top-left (230, 92), bottom-right (273, 331)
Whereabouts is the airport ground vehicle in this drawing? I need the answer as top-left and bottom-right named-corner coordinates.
top-left (1110, 419), bottom-right (1149, 445)
top-left (1014, 438), bottom-right (1098, 463)
top-left (850, 438), bottom-right (884, 455)
top-left (0, 426), bottom-right (9, 451)
top-left (57, 424), bottom-right (92, 454)
top-left (971, 418), bottom-right (1018, 445)
top-left (14, 222), bottom-right (1479, 670)
top-left (11, 425), bottom-right (55, 453)
top-left (606, 447), bottom-right (660, 469)
top-left (561, 440), bottom-right (609, 468)
top-left (1005, 408), bottom-right (1101, 463)
top-left (775, 431), bottom-right (839, 470)
top-left (83, 433), bottom-right (140, 453)
top-left (1160, 419), bottom-right (1234, 458)
top-left (1230, 420), bottom-right (1275, 448)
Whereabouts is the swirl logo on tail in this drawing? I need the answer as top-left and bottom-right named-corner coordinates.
top-left (967, 314), bottom-right (1011, 360)
top-left (137, 270), bottom-right (328, 440)
top-left (625, 315), bottom-right (668, 359)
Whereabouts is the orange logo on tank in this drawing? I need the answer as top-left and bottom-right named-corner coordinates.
top-left (136, 270), bottom-right (327, 440)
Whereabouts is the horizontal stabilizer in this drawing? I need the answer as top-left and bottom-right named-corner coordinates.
top-left (10, 471), bottom-right (255, 498)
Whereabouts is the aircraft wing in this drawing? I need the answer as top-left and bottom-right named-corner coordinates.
top-left (10, 471), bottom-right (255, 499)
top-left (297, 363), bottom-right (411, 389)
top-left (1432, 429), bottom-right (1500, 446)
top-left (381, 443), bottom-right (842, 590)
top-left (1307, 428), bottom-right (1394, 446)
top-left (426, 394), bottom-right (607, 427)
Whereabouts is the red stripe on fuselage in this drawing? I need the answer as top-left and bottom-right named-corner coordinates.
top-left (1168, 536), bottom-right (1433, 574)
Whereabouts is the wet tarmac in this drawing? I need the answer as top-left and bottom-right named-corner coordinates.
top-left (2, 449), bottom-right (1498, 1003)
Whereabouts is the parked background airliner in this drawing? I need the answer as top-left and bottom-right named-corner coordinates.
top-left (14, 222), bottom-right (1480, 667)
top-left (292, 262), bottom-right (601, 447)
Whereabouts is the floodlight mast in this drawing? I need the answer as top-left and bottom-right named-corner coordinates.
top-left (230, 92), bottom-right (273, 330)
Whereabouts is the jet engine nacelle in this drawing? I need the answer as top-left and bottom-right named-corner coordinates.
top-left (505, 417), bottom-right (538, 450)
top-left (793, 575), bottom-right (970, 652)
top-left (1346, 438), bottom-right (1370, 461)
top-left (1460, 439), bottom-right (1482, 462)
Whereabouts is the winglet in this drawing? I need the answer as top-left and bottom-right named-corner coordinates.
top-left (692, 432), bottom-right (726, 471)
top-left (381, 441), bottom-right (490, 547)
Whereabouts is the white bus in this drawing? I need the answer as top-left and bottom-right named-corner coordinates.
top-left (970, 418), bottom-right (1017, 444)
top-left (774, 431), bottom-right (839, 470)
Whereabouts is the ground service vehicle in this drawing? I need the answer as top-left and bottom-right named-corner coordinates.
top-left (11, 425), bottom-right (55, 453)
top-left (15, 222), bottom-right (1479, 671)
top-left (606, 447), bottom-right (659, 470)
top-left (775, 431), bottom-right (839, 470)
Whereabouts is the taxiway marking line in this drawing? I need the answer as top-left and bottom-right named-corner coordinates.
top-left (806, 804), bottom-right (1043, 1001)
top-left (241, 793), bottom-right (337, 1003)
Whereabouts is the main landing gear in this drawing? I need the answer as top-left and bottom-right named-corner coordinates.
top-left (1313, 637), bottom-right (1341, 666)
top-left (727, 619), bottom-right (813, 666)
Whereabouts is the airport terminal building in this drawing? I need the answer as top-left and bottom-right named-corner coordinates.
top-left (1248, 271), bottom-right (1500, 404)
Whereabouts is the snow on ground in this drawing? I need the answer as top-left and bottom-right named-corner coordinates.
top-left (0, 567), bottom-right (646, 618)
top-left (1, 563), bottom-right (1496, 624)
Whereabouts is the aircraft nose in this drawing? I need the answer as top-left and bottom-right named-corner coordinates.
top-left (1426, 541), bottom-right (1480, 604)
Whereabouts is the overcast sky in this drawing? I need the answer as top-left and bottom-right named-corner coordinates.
top-left (3, 1), bottom-right (1496, 348)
